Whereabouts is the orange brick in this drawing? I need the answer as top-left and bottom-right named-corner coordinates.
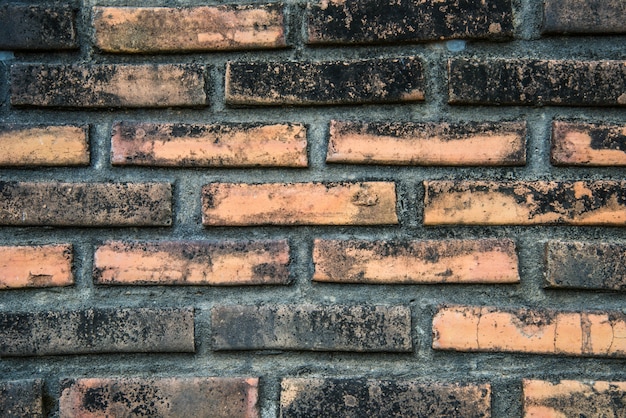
top-left (202, 182), bottom-right (397, 226)
top-left (0, 125), bottom-right (88, 166)
top-left (552, 120), bottom-right (626, 166)
top-left (313, 239), bottom-right (519, 284)
top-left (94, 240), bottom-right (290, 285)
top-left (424, 180), bottom-right (626, 226)
top-left (0, 244), bottom-right (73, 289)
top-left (327, 120), bottom-right (526, 166)
top-left (111, 122), bottom-right (307, 167)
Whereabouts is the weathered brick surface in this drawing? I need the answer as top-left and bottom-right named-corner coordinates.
top-left (0, 308), bottom-right (194, 356)
top-left (0, 182), bottom-right (171, 227)
top-left (551, 120), bottom-right (626, 166)
top-left (0, 5), bottom-right (76, 50)
top-left (94, 240), bottom-right (290, 285)
top-left (327, 120), bottom-right (526, 166)
top-left (449, 59), bottom-right (626, 106)
top-left (433, 305), bottom-right (626, 357)
top-left (543, 0), bottom-right (626, 34)
top-left (11, 64), bottom-right (207, 108)
top-left (225, 58), bottom-right (424, 105)
top-left (212, 305), bottom-right (412, 352)
top-left (424, 181), bottom-right (626, 226)
top-left (281, 378), bottom-right (491, 418)
top-left (202, 182), bottom-right (397, 226)
top-left (0, 244), bottom-right (73, 289)
top-left (313, 239), bottom-right (519, 284)
top-left (0, 380), bottom-right (43, 418)
top-left (111, 122), bottom-right (307, 167)
top-left (60, 377), bottom-right (258, 418)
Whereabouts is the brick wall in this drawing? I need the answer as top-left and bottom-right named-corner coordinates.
top-left (0, 0), bottom-right (625, 416)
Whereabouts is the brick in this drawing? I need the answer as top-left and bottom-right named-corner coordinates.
top-left (94, 4), bottom-right (285, 53)
top-left (0, 244), bottom-right (73, 289)
top-left (432, 305), bottom-right (626, 357)
top-left (212, 304), bottom-right (412, 352)
top-left (94, 240), bottom-right (290, 285)
top-left (225, 58), bottom-right (424, 106)
top-left (313, 239), bottom-right (519, 284)
top-left (0, 380), bottom-right (43, 418)
top-left (0, 182), bottom-right (171, 227)
top-left (308, 0), bottom-right (513, 44)
top-left (327, 120), bottom-right (526, 166)
top-left (546, 241), bottom-right (626, 291)
top-left (281, 378), bottom-right (490, 418)
top-left (448, 59), bottom-right (626, 106)
top-left (60, 377), bottom-right (258, 418)
top-left (0, 124), bottom-right (89, 166)
top-left (551, 120), bottom-right (626, 166)
top-left (0, 5), bottom-right (76, 50)
top-left (0, 308), bottom-right (194, 356)
top-left (202, 182), bottom-right (397, 226)
top-left (424, 180), bottom-right (626, 226)
top-left (523, 379), bottom-right (626, 417)
top-left (10, 64), bottom-right (206, 108)
top-left (543, 0), bottom-right (626, 34)
top-left (111, 122), bottom-right (307, 167)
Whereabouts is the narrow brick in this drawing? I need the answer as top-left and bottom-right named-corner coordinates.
top-left (225, 58), bottom-right (424, 106)
top-left (424, 180), bottom-right (626, 226)
top-left (94, 4), bottom-right (285, 53)
top-left (212, 304), bottom-right (412, 352)
top-left (308, 0), bottom-right (513, 44)
top-left (433, 305), bottom-right (626, 357)
top-left (94, 240), bottom-right (290, 285)
top-left (551, 120), bottom-right (626, 166)
top-left (0, 182), bottom-right (171, 227)
top-left (11, 64), bottom-right (206, 108)
top-left (281, 378), bottom-right (490, 418)
top-left (0, 244), bottom-right (73, 289)
top-left (448, 59), bottom-right (626, 106)
top-left (0, 307), bottom-right (194, 356)
top-left (327, 120), bottom-right (526, 166)
top-left (202, 182), bottom-right (397, 226)
top-left (0, 380), bottom-right (43, 418)
top-left (111, 122), bottom-right (307, 167)
top-left (60, 377), bottom-right (258, 418)
top-left (313, 239), bottom-right (519, 284)
top-left (523, 379), bottom-right (626, 417)
top-left (0, 5), bottom-right (76, 50)
top-left (0, 124), bottom-right (89, 166)
top-left (543, 0), bottom-right (626, 34)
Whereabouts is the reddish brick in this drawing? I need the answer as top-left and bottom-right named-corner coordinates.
top-left (111, 122), bottom-right (307, 167)
top-left (433, 305), bottom-right (626, 357)
top-left (551, 120), bottom-right (626, 166)
top-left (313, 239), bottom-right (519, 284)
top-left (94, 240), bottom-right (290, 285)
top-left (543, 0), bottom-right (626, 34)
top-left (202, 182), bottom-right (397, 226)
top-left (327, 120), bottom-right (526, 166)
top-left (60, 377), bottom-right (258, 418)
top-left (424, 180), bottom-right (626, 226)
top-left (0, 244), bottom-right (73, 289)
top-left (0, 380), bottom-right (43, 418)
top-left (0, 5), bottom-right (76, 50)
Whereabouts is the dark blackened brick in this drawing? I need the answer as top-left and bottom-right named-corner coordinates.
top-left (0, 380), bottom-right (43, 418)
top-left (543, 0), bottom-right (626, 34)
top-left (0, 5), bottom-right (77, 50)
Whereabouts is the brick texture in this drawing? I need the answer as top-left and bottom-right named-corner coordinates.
top-left (543, 0), bottom-right (626, 34)
top-left (551, 120), bottom-right (626, 166)
top-left (0, 5), bottom-right (76, 50)
top-left (0, 244), bottom-right (73, 289)
top-left (0, 380), bottom-right (43, 418)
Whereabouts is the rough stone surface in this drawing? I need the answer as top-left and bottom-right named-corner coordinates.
top-left (0, 380), bottom-right (43, 418)
top-left (543, 0), bottom-right (626, 34)
top-left (551, 120), bottom-right (626, 166)
top-left (0, 244), bottom-right (73, 289)
top-left (0, 5), bottom-right (77, 50)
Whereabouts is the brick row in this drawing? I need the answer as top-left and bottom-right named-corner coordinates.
top-left (0, 380), bottom-right (43, 417)
top-left (552, 120), bottom-right (626, 166)
top-left (543, 0), bottom-right (626, 34)
top-left (0, 5), bottom-right (77, 50)
top-left (0, 245), bottom-right (73, 289)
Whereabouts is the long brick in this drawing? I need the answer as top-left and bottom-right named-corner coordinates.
top-left (0, 380), bottom-right (43, 418)
top-left (0, 5), bottom-right (76, 50)
top-left (327, 120), bottom-right (526, 166)
top-left (448, 59), bottom-right (626, 106)
top-left (424, 180), bottom-right (626, 226)
top-left (225, 58), bottom-right (424, 106)
top-left (313, 239), bottom-right (519, 284)
top-left (0, 182), bottom-right (171, 227)
top-left (60, 377), bottom-right (258, 418)
top-left (543, 0), bottom-right (626, 34)
top-left (212, 304), bottom-right (412, 352)
top-left (551, 120), bottom-right (626, 166)
top-left (94, 240), bottom-right (290, 285)
top-left (0, 308), bottom-right (194, 356)
top-left (111, 122), bottom-right (307, 167)
top-left (523, 379), bottom-right (626, 417)
top-left (308, 0), bottom-right (513, 44)
top-left (94, 4), bottom-right (285, 53)
top-left (202, 182), bottom-right (397, 226)
top-left (0, 245), bottom-right (73, 289)
top-left (281, 378), bottom-right (490, 418)
top-left (10, 64), bottom-right (206, 108)
top-left (433, 305), bottom-right (626, 357)
top-left (0, 124), bottom-right (89, 166)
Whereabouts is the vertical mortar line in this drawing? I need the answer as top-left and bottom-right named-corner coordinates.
top-left (491, 378), bottom-right (524, 418)
top-left (514, 0), bottom-right (544, 40)
top-left (209, 62), bottom-right (224, 113)
top-left (525, 109), bottom-right (553, 177)
top-left (306, 115), bottom-right (329, 170)
top-left (78, 0), bottom-right (96, 61)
